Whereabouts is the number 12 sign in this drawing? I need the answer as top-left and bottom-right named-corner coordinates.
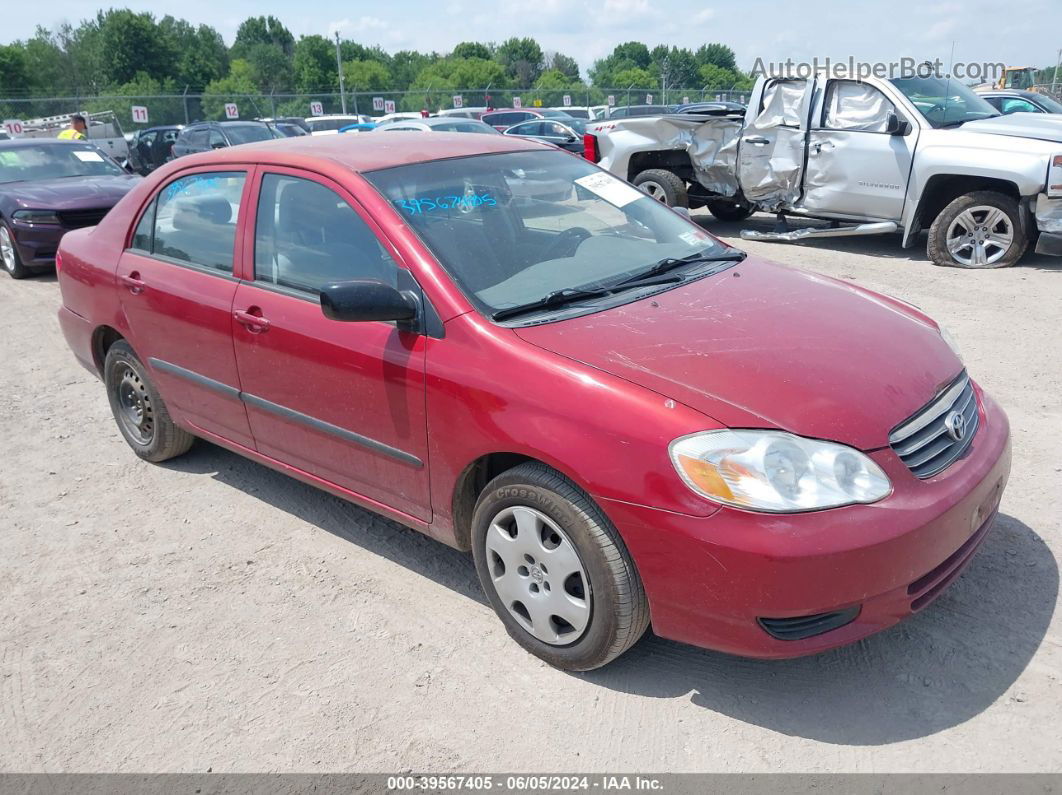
top-left (224, 103), bottom-right (239, 119)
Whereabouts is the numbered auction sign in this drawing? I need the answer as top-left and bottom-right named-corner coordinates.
top-left (131, 105), bottom-right (149, 124)
top-left (452, 95), bottom-right (463, 109)
top-left (373, 97), bottom-right (385, 111)
top-left (384, 100), bottom-right (396, 114)
top-left (646, 94), bottom-right (653, 104)
top-left (607, 95), bottom-right (615, 107)
top-left (562, 94), bottom-right (571, 107)
top-left (309, 101), bottom-right (324, 117)
top-left (513, 96), bottom-right (522, 109)
top-left (224, 103), bottom-right (239, 119)
top-left (3, 119), bottom-right (24, 136)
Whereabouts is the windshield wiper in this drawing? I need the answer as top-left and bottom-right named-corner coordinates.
top-left (491, 287), bottom-right (612, 321)
top-left (609, 248), bottom-right (746, 289)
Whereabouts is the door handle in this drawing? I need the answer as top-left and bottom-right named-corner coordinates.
top-left (743, 136), bottom-right (770, 145)
top-left (810, 141), bottom-right (834, 155)
top-left (233, 308), bottom-right (271, 333)
top-left (119, 272), bottom-right (145, 294)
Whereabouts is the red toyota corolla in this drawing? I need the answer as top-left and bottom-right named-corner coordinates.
top-left (55, 133), bottom-right (1011, 670)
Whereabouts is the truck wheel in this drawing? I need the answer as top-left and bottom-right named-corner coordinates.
top-left (1, 221), bottom-right (31, 279)
top-left (927, 191), bottom-right (1027, 268)
top-left (633, 169), bottom-right (688, 208)
top-left (471, 462), bottom-right (650, 671)
top-left (706, 200), bottom-right (755, 222)
top-left (104, 341), bottom-right (195, 462)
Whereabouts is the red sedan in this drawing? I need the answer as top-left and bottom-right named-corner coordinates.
top-left (55, 133), bottom-right (1011, 670)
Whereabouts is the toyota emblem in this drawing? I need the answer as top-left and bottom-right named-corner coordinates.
top-left (944, 410), bottom-right (966, 442)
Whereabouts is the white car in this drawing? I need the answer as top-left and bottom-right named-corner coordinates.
top-left (373, 112), bottom-right (424, 126)
top-left (437, 107), bottom-right (488, 119)
top-left (304, 115), bottom-right (372, 135)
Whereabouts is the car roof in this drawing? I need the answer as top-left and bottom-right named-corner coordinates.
top-left (981, 90), bottom-right (1039, 99)
top-left (174, 130), bottom-right (543, 172)
top-left (405, 117), bottom-right (491, 127)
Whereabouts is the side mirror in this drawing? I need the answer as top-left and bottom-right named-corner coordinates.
top-left (320, 279), bottom-right (418, 325)
top-left (886, 112), bottom-right (911, 136)
top-left (564, 134), bottom-right (578, 143)
top-left (210, 141), bottom-right (227, 149)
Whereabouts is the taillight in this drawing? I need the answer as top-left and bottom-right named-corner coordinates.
top-left (55, 250), bottom-right (63, 274)
top-left (583, 133), bottom-right (600, 162)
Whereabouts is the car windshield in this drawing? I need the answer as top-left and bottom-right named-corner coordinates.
top-left (365, 149), bottom-right (731, 320)
top-left (224, 124), bottom-right (274, 144)
top-left (890, 77), bottom-right (1000, 128)
top-left (0, 144), bottom-right (124, 183)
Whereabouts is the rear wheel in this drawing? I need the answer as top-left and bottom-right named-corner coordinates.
top-left (706, 199), bottom-right (755, 222)
top-left (927, 191), bottom-right (1027, 268)
top-left (1, 221), bottom-right (31, 279)
top-left (104, 341), bottom-right (194, 462)
top-left (632, 169), bottom-right (688, 208)
top-left (471, 462), bottom-right (649, 671)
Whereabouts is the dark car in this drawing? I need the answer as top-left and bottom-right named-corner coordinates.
top-left (128, 125), bottom-right (182, 176)
top-left (978, 90), bottom-right (1062, 116)
top-left (171, 121), bottom-right (276, 157)
top-left (269, 122), bottom-right (309, 138)
top-left (503, 117), bottom-right (587, 152)
top-left (0, 139), bottom-right (139, 279)
top-left (672, 101), bottom-right (747, 116)
top-left (480, 108), bottom-right (574, 132)
top-left (605, 104), bottom-right (674, 119)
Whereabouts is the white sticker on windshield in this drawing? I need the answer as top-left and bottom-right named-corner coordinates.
top-left (574, 172), bottom-right (645, 208)
top-left (73, 150), bottom-right (105, 162)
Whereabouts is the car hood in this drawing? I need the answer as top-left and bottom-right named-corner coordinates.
top-left (962, 113), bottom-right (1062, 143)
top-left (1, 174), bottom-right (140, 211)
top-left (514, 259), bottom-right (962, 451)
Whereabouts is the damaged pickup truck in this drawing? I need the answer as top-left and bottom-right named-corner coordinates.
top-left (586, 72), bottom-right (1062, 268)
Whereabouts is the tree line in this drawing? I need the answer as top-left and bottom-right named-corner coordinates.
top-left (0, 10), bottom-right (755, 122)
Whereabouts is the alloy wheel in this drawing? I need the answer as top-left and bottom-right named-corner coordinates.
top-left (483, 505), bottom-right (591, 645)
top-left (0, 226), bottom-right (15, 272)
top-left (946, 205), bottom-right (1014, 267)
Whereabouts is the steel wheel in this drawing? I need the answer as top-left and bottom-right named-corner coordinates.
top-left (483, 505), bottom-right (591, 645)
top-left (0, 225), bottom-right (16, 272)
top-left (945, 205), bottom-right (1014, 267)
top-left (113, 366), bottom-right (155, 445)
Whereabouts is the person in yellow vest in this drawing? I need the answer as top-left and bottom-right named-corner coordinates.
top-left (57, 114), bottom-right (87, 140)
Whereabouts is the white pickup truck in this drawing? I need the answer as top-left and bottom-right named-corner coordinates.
top-left (585, 71), bottom-right (1062, 268)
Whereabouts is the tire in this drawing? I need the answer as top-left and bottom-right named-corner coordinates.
top-left (927, 190), bottom-right (1027, 268)
top-left (706, 199), bottom-right (755, 222)
top-left (471, 462), bottom-right (649, 671)
top-left (104, 340), bottom-right (194, 462)
top-left (632, 169), bottom-right (688, 208)
top-left (1, 221), bottom-right (31, 279)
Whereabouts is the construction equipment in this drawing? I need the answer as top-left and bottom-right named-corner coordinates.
top-left (19, 111), bottom-right (129, 162)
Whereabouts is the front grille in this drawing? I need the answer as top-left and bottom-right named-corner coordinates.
top-left (889, 371), bottom-right (979, 479)
top-left (58, 208), bottom-right (110, 229)
top-left (758, 606), bottom-right (860, 641)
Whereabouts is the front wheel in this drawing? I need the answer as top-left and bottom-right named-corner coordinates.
top-left (706, 199), bottom-right (755, 222)
top-left (471, 462), bottom-right (649, 671)
top-left (927, 191), bottom-right (1027, 268)
top-left (632, 169), bottom-right (688, 208)
top-left (1, 221), bottom-right (31, 279)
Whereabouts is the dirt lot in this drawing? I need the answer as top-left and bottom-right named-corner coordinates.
top-left (1, 214), bottom-right (1060, 773)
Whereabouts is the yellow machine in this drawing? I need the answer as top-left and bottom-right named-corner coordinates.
top-left (996, 67), bottom-right (1039, 92)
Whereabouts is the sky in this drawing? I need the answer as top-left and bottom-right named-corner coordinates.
top-left (4, 0), bottom-right (1061, 79)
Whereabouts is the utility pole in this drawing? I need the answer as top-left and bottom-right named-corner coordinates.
top-left (335, 31), bottom-right (347, 114)
top-left (1053, 48), bottom-right (1061, 96)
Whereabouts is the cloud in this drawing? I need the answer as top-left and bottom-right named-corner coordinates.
top-left (603, 0), bottom-right (651, 14)
top-left (693, 8), bottom-right (715, 24)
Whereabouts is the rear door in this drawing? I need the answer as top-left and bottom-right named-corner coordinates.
top-left (737, 77), bottom-right (816, 210)
top-left (799, 79), bottom-right (918, 221)
top-left (117, 167), bottom-right (255, 447)
top-left (229, 168), bottom-right (431, 521)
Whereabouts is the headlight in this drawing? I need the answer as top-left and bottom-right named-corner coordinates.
top-left (1048, 154), bottom-right (1062, 199)
top-left (12, 210), bottom-right (61, 225)
top-left (669, 430), bottom-right (892, 513)
top-left (939, 324), bottom-right (962, 361)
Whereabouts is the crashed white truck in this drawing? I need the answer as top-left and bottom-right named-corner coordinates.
top-left (585, 72), bottom-right (1062, 268)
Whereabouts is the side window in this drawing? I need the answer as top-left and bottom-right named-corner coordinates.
top-left (823, 80), bottom-right (896, 132)
top-left (130, 199), bottom-right (156, 251)
top-left (545, 122), bottom-right (569, 137)
top-left (757, 79), bottom-right (807, 128)
top-left (254, 174), bottom-right (397, 295)
top-left (152, 171), bottom-right (245, 272)
top-left (1000, 98), bottom-right (1041, 114)
top-left (208, 129), bottom-right (227, 149)
top-left (511, 122), bottom-right (542, 136)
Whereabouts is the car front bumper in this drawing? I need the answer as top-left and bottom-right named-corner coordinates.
top-left (9, 220), bottom-right (65, 267)
top-left (600, 385), bottom-right (1011, 659)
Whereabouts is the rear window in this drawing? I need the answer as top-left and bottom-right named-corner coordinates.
top-left (223, 124), bottom-right (273, 145)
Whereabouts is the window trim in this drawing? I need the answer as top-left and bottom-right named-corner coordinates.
top-left (123, 164), bottom-right (254, 278)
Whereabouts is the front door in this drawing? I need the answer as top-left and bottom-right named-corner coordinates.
top-left (116, 168), bottom-right (255, 448)
top-left (230, 169), bottom-right (431, 521)
top-left (737, 77), bottom-right (816, 210)
top-left (799, 79), bottom-right (919, 221)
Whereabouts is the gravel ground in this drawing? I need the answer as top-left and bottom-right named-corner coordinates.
top-left (1, 213), bottom-right (1060, 773)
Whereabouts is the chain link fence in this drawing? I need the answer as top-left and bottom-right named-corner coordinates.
top-left (0, 87), bottom-right (752, 131)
